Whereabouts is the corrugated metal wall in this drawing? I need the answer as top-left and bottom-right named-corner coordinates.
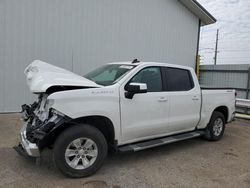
top-left (200, 64), bottom-right (250, 99)
top-left (0, 0), bottom-right (199, 112)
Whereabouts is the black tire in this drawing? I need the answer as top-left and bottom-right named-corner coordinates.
top-left (53, 124), bottom-right (108, 178)
top-left (203, 111), bottom-right (226, 141)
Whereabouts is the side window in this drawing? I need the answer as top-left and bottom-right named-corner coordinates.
top-left (130, 67), bottom-right (163, 92)
top-left (165, 68), bottom-right (194, 91)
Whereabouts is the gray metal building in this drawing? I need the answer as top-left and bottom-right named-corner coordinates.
top-left (0, 0), bottom-right (215, 112)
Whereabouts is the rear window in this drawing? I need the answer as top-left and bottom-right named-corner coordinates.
top-left (165, 68), bottom-right (194, 91)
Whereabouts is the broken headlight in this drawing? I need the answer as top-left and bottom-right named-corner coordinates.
top-left (50, 108), bottom-right (65, 117)
top-left (44, 99), bottom-right (54, 110)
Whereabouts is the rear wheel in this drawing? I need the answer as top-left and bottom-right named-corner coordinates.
top-left (204, 111), bottom-right (225, 141)
top-left (53, 124), bottom-right (108, 178)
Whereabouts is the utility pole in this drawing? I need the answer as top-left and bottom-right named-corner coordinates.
top-left (214, 29), bottom-right (219, 65)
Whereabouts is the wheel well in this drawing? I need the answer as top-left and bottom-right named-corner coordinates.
top-left (214, 106), bottom-right (228, 122)
top-left (39, 116), bottom-right (116, 150)
top-left (70, 116), bottom-right (116, 148)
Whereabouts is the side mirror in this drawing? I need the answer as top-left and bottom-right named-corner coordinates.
top-left (125, 83), bottom-right (147, 99)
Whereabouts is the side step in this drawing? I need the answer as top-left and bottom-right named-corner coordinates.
top-left (118, 131), bottom-right (205, 152)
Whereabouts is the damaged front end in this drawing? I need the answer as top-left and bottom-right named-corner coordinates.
top-left (14, 94), bottom-right (70, 158)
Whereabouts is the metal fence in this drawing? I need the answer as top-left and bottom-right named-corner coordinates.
top-left (199, 64), bottom-right (250, 114)
top-left (236, 98), bottom-right (250, 108)
top-left (236, 98), bottom-right (250, 115)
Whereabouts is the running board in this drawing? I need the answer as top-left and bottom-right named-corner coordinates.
top-left (118, 131), bottom-right (205, 152)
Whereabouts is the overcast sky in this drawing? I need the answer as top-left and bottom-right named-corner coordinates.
top-left (197, 0), bottom-right (250, 65)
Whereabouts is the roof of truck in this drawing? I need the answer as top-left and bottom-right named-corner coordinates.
top-left (108, 61), bottom-right (193, 71)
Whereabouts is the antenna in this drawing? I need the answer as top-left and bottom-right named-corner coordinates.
top-left (132, 59), bottom-right (140, 64)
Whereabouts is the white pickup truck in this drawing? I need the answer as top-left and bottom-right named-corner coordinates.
top-left (14, 60), bottom-right (235, 177)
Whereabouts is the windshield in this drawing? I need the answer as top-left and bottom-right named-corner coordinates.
top-left (84, 64), bottom-right (135, 86)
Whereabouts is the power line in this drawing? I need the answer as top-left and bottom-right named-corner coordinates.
top-left (201, 41), bottom-right (215, 44)
top-left (222, 32), bottom-right (250, 35)
top-left (199, 29), bottom-right (250, 65)
top-left (201, 39), bottom-right (250, 43)
top-left (200, 51), bottom-right (250, 54)
top-left (201, 36), bottom-right (250, 40)
top-left (217, 57), bottom-right (250, 59)
top-left (202, 56), bottom-right (250, 59)
top-left (201, 32), bottom-right (250, 37)
top-left (199, 48), bottom-right (214, 51)
top-left (218, 50), bottom-right (250, 52)
top-left (200, 46), bottom-right (250, 51)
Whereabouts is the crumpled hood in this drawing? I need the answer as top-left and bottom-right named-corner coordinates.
top-left (24, 60), bottom-right (101, 93)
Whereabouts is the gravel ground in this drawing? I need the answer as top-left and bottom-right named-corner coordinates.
top-left (0, 113), bottom-right (250, 188)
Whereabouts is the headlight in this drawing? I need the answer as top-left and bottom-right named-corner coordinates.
top-left (50, 108), bottom-right (65, 117)
top-left (45, 99), bottom-right (54, 110)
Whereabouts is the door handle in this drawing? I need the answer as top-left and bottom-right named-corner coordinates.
top-left (158, 97), bottom-right (168, 102)
top-left (192, 96), bottom-right (199, 101)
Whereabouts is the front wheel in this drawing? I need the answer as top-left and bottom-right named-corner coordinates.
top-left (203, 111), bottom-right (226, 141)
top-left (53, 124), bottom-right (108, 178)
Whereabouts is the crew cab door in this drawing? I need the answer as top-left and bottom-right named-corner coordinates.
top-left (163, 67), bottom-right (201, 132)
top-left (119, 66), bottom-right (170, 144)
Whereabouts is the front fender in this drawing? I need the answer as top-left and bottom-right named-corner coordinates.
top-left (48, 87), bottom-right (121, 143)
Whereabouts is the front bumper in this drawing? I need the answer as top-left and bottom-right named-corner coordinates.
top-left (14, 109), bottom-right (69, 158)
top-left (15, 123), bottom-right (40, 157)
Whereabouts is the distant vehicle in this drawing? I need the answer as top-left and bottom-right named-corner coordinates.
top-left (14, 59), bottom-right (235, 177)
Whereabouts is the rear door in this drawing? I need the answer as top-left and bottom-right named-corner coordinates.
top-left (163, 67), bottom-right (201, 132)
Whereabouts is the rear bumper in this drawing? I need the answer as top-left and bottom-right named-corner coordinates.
top-left (15, 123), bottom-right (40, 157)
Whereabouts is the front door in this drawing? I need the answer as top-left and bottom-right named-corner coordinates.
top-left (119, 66), bottom-right (170, 144)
